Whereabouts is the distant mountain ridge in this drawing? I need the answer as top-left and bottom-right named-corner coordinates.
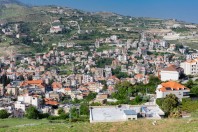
top-left (0, 0), bottom-right (22, 5)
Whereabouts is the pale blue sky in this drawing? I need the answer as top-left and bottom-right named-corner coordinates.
top-left (19, 0), bottom-right (198, 23)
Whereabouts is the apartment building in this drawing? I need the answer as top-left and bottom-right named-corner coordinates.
top-left (160, 65), bottom-right (183, 81)
top-left (180, 58), bottom-right (198, 75)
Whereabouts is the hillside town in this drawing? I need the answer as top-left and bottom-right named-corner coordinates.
top-left (1, 23), bottom-right (197, 121)
top-left (0, 2), bottom-right (198, 124)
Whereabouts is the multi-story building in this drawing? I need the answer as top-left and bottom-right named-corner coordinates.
top-left (180, 58), bottom-right (198, 75)
top-left (156, 81), bottom-right (190, 100)
top-left (82, 74), bottom-right (93, 84)
top-left (160, 65), bottom-right (183, 81)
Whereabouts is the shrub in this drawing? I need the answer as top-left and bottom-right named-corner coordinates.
top-left (39, 113), bottom-right (50, 119)
top-left (0, 110), bottom-right (9, 119)
top-left (25, 106), bottom-right (40, 119)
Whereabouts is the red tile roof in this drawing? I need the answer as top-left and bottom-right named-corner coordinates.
top-left (52, 82), bottom-right (62, 89)
top-left (159, 81), bottom-right (189, 92)
top-left (44, 98), bottom-right (59, 106)
top-left (161, 65), bottom-right (178, 72)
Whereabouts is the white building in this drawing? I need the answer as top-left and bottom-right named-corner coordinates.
top-left (50, 26), bottom-right (63, 33)
top-left (160, 65), bottom-right (183, 81)
top-left (186, 53), bottom-right (198, 60)
top-left (90, 105), bottom-right (164, 123)
top-left (14, 101), bottom-right (27, 112)
top-left (156, 81), bottom-right (190, 100)
top-left (17, 95), bottom-right (41, 108)
top-left (180, 58), bottom-right (198, 75)
top-left (82, 74), bottom-right (93, 84)
top-left (163, 33), bottom-right (180, 40)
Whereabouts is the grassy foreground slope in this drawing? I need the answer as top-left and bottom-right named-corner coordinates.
top-left (0, 118), bottom-right (198, 132)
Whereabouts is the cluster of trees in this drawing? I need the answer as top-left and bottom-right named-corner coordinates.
top-left (25, 103), bottom-right (89, 122)
top-left (26, 106), bottom-right (48, 119)
top-left (184, 79), bottom-right (198, 96)
top-left (0, 74), bottom-right (11, 88)
top-left (111, 76), bottom-right (161, 104)
top-left (156, 94), bottom-right (181, 118)
top-left (111, 81), bottom-right (150, 105)
top-left (112, 67), bottom-right (128, 79)
top-left (95, 58), bottom-right (113, 68)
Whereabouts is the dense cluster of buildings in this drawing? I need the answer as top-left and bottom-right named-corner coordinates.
top-left (0, 15), bottom-right (197, 122)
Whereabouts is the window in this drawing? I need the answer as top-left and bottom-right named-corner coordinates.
top-left (166, 87), bottom-right (171, 90)
top-left (183, 92), bottom-right (189, 96)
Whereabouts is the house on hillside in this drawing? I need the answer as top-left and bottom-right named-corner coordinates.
top-left (156, 81), bottom-right (190, 100)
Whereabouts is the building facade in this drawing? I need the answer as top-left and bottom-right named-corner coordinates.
top-left (160, 65), bottom-right (183, 81)
top-left (156, 81), bottom-right (190, 100)
top-left (180, 58), bottom-right (198, 75)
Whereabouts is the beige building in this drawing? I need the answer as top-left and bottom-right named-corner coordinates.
top-left (180, 58), bottom-right (198, 75)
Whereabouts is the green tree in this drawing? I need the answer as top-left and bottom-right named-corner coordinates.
top-left (185, 79), bottom-right (194, 89)
top-left (134, 95), bottom-right (142, 103)
top-left (58, 108), bottom-right (65, 115)
top-left (80, 103), bottom-right (89, 115)
top-left (112, 67), bottom-right (128, 79)
top-left (1, 74), bottom-right (7, 88)
top-left (95, 58), bottom-right (113, 68)
top-left (85, 92), bottom-right (97, 102)
top-left (102, 83), bottom-right (108, 91)
top-left (161, 94), bottom-right (179, 116)
top-left (191, 85), bottom-right (198, 96)
top-left (112, 81), bottom-right (134, 100)
top-left (71, 108), bottom-right (79, 118)
top-left (0, 109), bottom-right (9, 119)
top-left (26, 106), bottom-right (40, 119)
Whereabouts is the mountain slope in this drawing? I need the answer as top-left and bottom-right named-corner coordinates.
top-left (0, 0), bottom-right (22, 5)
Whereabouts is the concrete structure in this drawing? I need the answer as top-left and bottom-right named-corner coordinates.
top-left (17, 95), bottom-right (41, 108)
top-left (14, 101), bottom-right (27, 112)
top-left (90, 105), bottom-right (164, 123)
top-left (160, 65), bottom-right (183, 81)
top-left (156, 81), bottom-right (190, 100)
top-left (181, 58), bottom-right (198, 75)
top-left (123, 110), bottom-right (137, 120)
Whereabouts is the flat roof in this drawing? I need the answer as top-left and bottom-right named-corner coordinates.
top-left (123, 110), bottom-right (137, 115)
top-left (90, 105), bottom-right (165, 123)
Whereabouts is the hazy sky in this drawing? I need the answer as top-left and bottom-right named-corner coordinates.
top-left (19, 0), bottom-right (198, 23)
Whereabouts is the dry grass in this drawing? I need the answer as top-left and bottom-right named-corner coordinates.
top-left (0, 118), bottom-right (198, 132)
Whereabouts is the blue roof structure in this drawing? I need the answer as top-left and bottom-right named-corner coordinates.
top-left (123, 110), bottom-right (137, 115)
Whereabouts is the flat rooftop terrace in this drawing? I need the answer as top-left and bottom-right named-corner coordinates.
top-left (90, 105), bottom-right (165, 123)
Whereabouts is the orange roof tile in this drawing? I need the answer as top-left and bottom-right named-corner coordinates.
top-left (20, 80), bottom-right (45, 88)
top-left (134, 74), bottom-right (144, 79)
top-left (44, 98), bottom-right (59, 106)
top-left (161, 65), bottom-right (178, 72)
top-left (52, 82), bottom-right (62, 89)
top-left (65, 88), bottom-right (71, 91)
top-left (159, 81), bottom-right (189, 92)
